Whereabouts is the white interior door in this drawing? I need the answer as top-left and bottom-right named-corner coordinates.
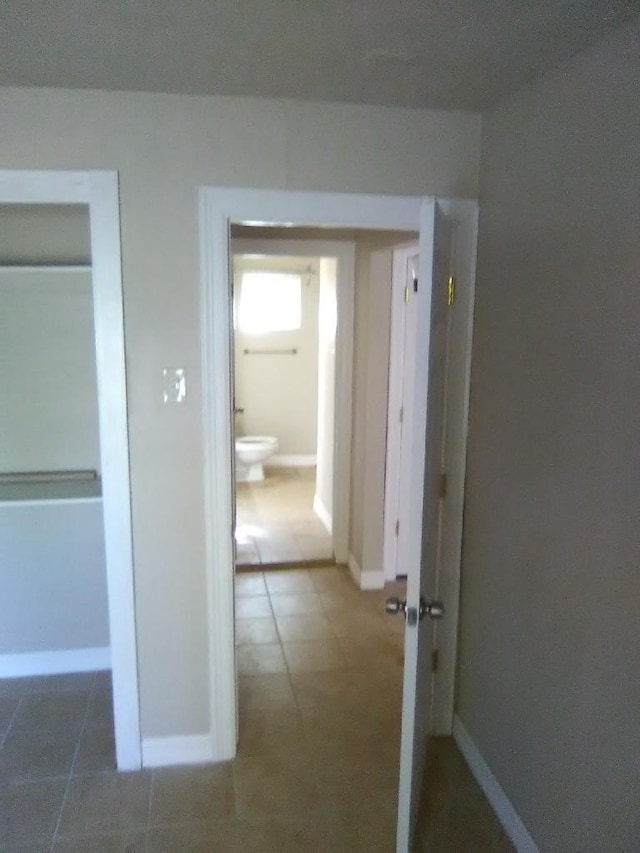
top-left (394, 201), bottom-right (454, 851)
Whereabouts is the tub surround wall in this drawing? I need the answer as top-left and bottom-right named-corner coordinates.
top-left (232, 254), bottom-right (320, 457)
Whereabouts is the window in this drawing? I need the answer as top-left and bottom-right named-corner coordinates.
top-left (238, 271), bottom-right (302, 334)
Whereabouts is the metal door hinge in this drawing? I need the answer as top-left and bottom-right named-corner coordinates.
top-left (395, 519), bottom-right (400, 536)
top-left (439, 472), bottom-right (447, 500)
top-left (399, 406), bottom-right (404, 424)
top-left (431, 648), bottom-right (439, 673)
top-left (404, 286), bottom-right (409, 304)
top-left (413, 276), bottom-right (418, 293)
top-left (447, 276), bottom-right (456, 306)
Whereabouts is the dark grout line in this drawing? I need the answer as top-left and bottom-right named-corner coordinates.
top-left (49, 675), bottom-right (108, 851)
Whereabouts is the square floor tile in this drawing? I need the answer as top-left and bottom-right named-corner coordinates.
top-left (237, 675), bottom-right (297, 713)
top-left (1, 727), bottom-right (79, 782)
top-left (237, 644), bottom-right (287, 676)
top-left (72, 726), bottom-right (116, 775)
top-left (2, 778), bottom-right (67, 847)
top-left (57, 771), bottom-right (152, 837)
top-left (275, 614), bottom-right (335, 642)
top-left (264, 570), bottom-right (314, 594)
top-left (234, 573), bottom-right (267, 596)
top-left (148, 821), bottom-right (241, 853)
top-left (236, 617), bottom-right (279, 646)
top-left (282, 640), bottom-right (347, 673)
top-left (149, 763), bottom-right (234, 826)
top-left (269, 593), bottom-right (323, 616)
top-left (52, 830), bottom-right (147, 852)
top-left (235, 596), bottom-right (273, 619)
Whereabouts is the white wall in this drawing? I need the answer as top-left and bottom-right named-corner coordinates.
top-left (314, 258), bottom-right (337, 527)
top-left (0, 499), bottom-right (109, 655)
top-left (458, 22), bottom-right (640, 852)
top-left (233, 255), bottom-right (319, 455)
top-left (0, 268), bottom-right (101, 474)
top-left (0, 84), bottom-right (480, 739)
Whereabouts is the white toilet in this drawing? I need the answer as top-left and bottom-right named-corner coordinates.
top-left (235, 436), bottom-right (278, 482)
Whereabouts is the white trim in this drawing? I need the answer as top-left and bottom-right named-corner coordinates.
top-left (0, 170), bottom-right (141, 771)
top-left (0, 647), bottom-right (111, 678)
top-left (360, 570), bottom-right (386, 590)
top-left (346, 553), bottom-right (385, 590)
top-left (348, 553), bottom-right (362, 586)
top-left (453, 716), bottom-right (540, 853)
top-left (142, 734), bottom-right (214, 768)
top-left (233, 237), bottom-right (355, 565)
top-left (269, 454), bottom-right (317, 467)
top-left (313, 494), bottom-right (332, 534)
top-left (201, 189), bottom-right (436, 770)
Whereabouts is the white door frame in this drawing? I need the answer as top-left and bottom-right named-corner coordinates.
top-left (0, 169), bottom-right (142, 770)
top-left (199, 186), bottom-right (477, 761)
top-left (232, 237), bottom-right (355, 564)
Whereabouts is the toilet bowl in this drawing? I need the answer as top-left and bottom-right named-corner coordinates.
top-left (235, 436), bottom-right (278, 482)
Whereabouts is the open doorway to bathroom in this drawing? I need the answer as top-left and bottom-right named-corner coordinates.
top-left (230, 231), bottom-right (356, 572)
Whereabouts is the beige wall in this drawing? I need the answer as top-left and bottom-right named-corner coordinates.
top-left (0, 204), bottom-right (90, 264)
top-left (0, 84), bottom-right (480, 739)
top-left (458, 23), bottom-right (640, 851)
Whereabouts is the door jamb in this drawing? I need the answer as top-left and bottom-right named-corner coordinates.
top-left (383, 242), bottom-right (419, 582)
top-left (231, 237), bottom-right (356, 564)
top-left (199, 186), bottom-right (476, 763)
top-left (0, 169), bottom-right (141, 769)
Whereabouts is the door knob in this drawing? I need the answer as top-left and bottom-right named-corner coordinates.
top-left (419, 597), bottom-right (445, 620)
top-left (385, 597), bottom-right (406, 615)
top-left (385, 596), bottom-right (445, 624)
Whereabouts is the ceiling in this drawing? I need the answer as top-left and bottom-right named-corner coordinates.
top-left (1, 1), bottom-right (638, 110)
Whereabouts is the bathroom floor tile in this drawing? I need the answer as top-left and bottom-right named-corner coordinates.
top-left (269, 593), bottom-right (323, 616)
top-left (264, 569), bottom-right (314, 593)
top-left (235, 573), bottom-right (267, 596)
top-left (235, 596), bottom-right (273, 619)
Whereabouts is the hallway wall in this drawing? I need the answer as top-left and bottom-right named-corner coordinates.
top-left (0, 85), bottom-right (481, 740)
top-left (458, 22), bottom-right (640, 851)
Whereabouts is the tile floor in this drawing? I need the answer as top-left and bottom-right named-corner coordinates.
top-left (235, 467), bottom-right (333, 567)
top-left (1, 566), bottom-right (512, 852)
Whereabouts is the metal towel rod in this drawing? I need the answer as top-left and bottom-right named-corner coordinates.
top-left (243, 348), bottom-right (298, 355)
top-left (0, 469), bottom-right (98, 484)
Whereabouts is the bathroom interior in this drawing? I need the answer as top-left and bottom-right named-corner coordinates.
top-left (0, 204), bottom-right (116, 777)
top-left (231, 245), bottom-right (336, 570)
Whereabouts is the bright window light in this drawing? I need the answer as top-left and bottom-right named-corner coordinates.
top-left (238, 271), bottom-right (302, 334)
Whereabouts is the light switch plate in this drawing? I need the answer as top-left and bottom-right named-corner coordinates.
top-left (162, 368), bottom-right (186, 404)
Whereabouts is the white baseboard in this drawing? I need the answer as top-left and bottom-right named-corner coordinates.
top-left (142, 734), bottom-right (214, 768)
top-left (0, 646), bottom-right (111, 678)
top-left (347, 554), bottom-right (385, 590)
top-left (313, 494), bottom-right (332, 534)
top-left (453, 716), bottom-right (539, 853)
top-left (268, 454), bottom-right (317, 467)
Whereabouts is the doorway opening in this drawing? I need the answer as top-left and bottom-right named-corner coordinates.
top-left (0, 171), bottom-right (140, 772)
top-left (200, 188), bottom-right (478, 851)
